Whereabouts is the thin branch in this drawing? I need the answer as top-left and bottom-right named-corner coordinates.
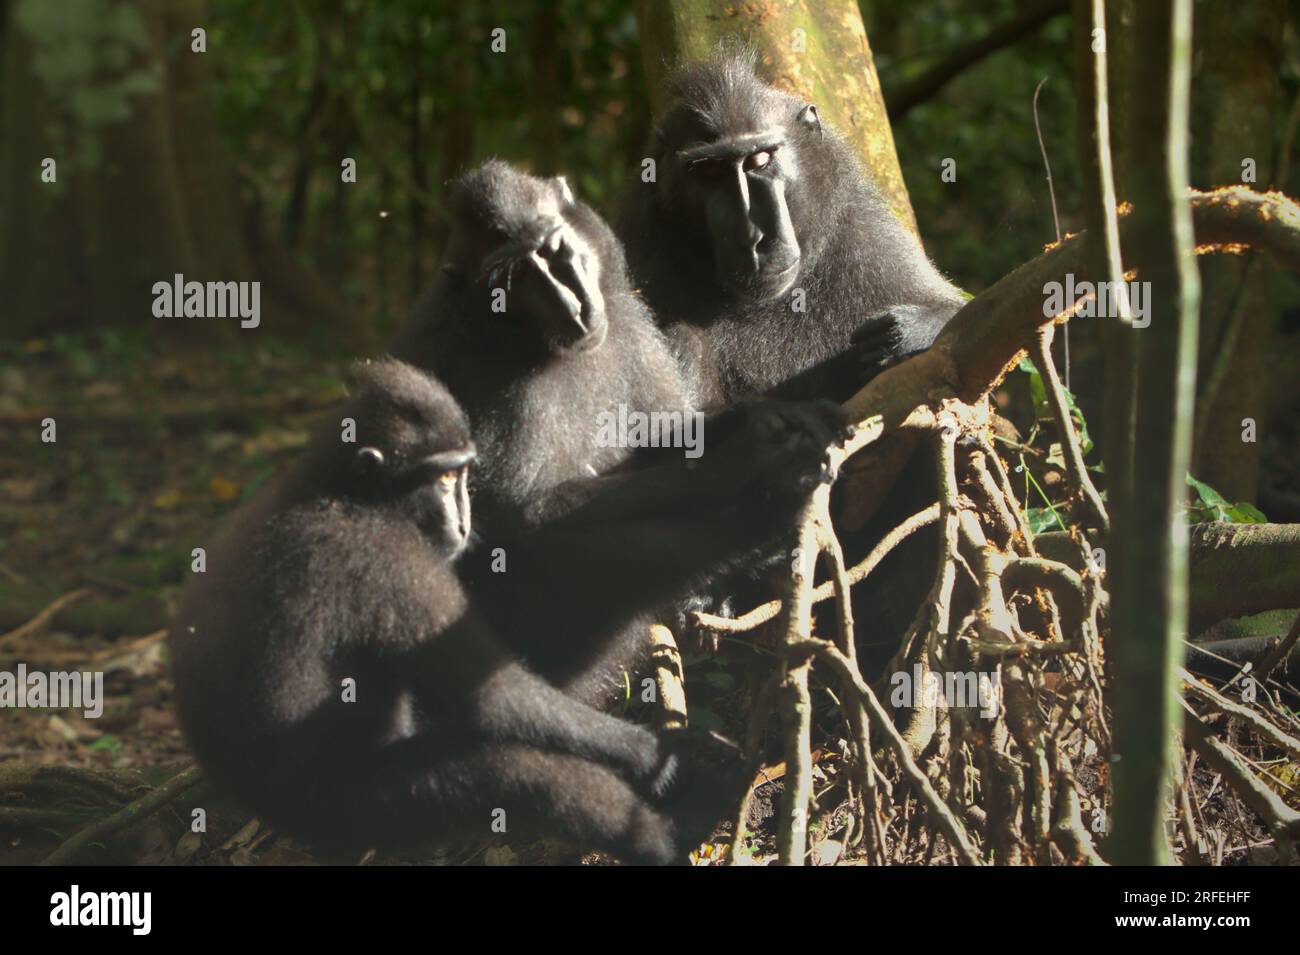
top-left (775, 508), bottom-right (819, 866)
top-left (692, 503), bottom-right (940, 634)
top-left (788, 637), bottom-right (982, 865)
top-left (1002, 555), bottom-right (1090, 625)
top-left (885, 0), bottom-right (1069, 120)
top-left (1032, 325), bottom-right (1109, 530)
top-left (41, 766), bottom-right (203, 866)
top-left (1183, 708), bottom-right (1300, 854)
top-left (1255, 609), bottom-right (1300, 685)
top-left (1179, 666), bottom-right (1300, 761)
top-left (0, 589), bottom-right (92, 648)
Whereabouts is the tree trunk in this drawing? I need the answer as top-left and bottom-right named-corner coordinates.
top-left (1189, 0), bottom-right (1285, 501)
top-left (0, 0), bottom-right (351, 341)
top-left (1106, 0), bottom-right (1200, 867)
top-left (633, 0), bottom-right (918, 235)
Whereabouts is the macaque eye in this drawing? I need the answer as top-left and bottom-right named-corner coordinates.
top-left (438, 470), bottom-right (459, 489)
top-left (355, 446), bottom-right (385, 472)
top-left (744, 150), bottom-right (772, 172)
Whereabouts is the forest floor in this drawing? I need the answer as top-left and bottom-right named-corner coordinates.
top-left (2, 330), bottom-right (1297, 865)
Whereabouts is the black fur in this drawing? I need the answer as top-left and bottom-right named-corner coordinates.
top-left (619, 55), bottom-right (964, 664)
top-left (393, 161), bottom-right (850, 700)
top-left (621, 52), bottom-right (966, 408)
top-left (172, 359), bottom-right (759, 863)
top-left (393, 160), bottom-right (693, 530)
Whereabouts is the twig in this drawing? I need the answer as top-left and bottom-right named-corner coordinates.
top-left (692, 503), bottom-right (939, 634)
top-left (1002, 555), bottom-right (1092, 631)
top-left (41, 766), bottom-right (203, 866)
top-left (1255, 608), bottom-right (1300, 685)
top-left (1179, 666), bottom-right (1300, 760)
top-left (0, 588), bottom-right (92, 648)
top-left (886, 0), bottom-right (1068, 120)
top-left (1174, 753), bottom-right (1205, 865)
top-left (816, 508), bottom-right (883, 859)
top-left (1032, 325), bottom-right (1109, 531)
top-left (1183, 708), bottom-right (1300, 857)
top-left (1032, 75), bottom-right (1068, 389)
top-left (788, 637), bottom-right (982, 865)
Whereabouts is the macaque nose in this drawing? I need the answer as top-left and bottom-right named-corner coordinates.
top-left (744, 223), bottom-right (765, 265)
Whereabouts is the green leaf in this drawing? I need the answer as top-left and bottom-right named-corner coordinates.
top-left (1185, 474), bottom-right (1268, 524)
top-left (1226, 502), bottom-right (1268, 524)
top-left (1186, 474), bottom-right (1229, 508)
top-left (1024, 507), bottom-right (1061, 534)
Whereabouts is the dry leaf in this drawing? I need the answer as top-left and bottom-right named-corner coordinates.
top-left (210, 476), bottom-right (240, 501)
top-left (153, 488), bottom-right (182, 509)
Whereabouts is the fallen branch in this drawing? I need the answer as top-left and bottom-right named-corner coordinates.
top-left (40, 766), bottom-right (203, 866)
top-left (0, 588), bottom-right (92, 647)
top-left (1183, 709), bottom-right (1300, 856)
top-left (1179, 666), bottom-right (1300, 761)
top-left (1186, 522), bottom-right (1300, 631)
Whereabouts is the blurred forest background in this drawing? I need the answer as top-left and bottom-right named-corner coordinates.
top-left (2, 0), bottom-right (1300, 863)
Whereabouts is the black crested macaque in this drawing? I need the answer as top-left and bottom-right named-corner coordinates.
top-left (171, 360), bottom-right (712, 862)
top-left (393, 161), bottom-right (851, 702)
top-left (621, 54), bottom-right (965, 666)
top-left (620, 52), bottom-right (966, 408)
top-left (172, 359), bottom-right (844, 862)
top-left (393, 159), bottom-right (693, 531)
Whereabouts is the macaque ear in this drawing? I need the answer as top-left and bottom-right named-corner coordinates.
top-left (554, 176), bottom-right (575, 206)
top-left (441, 262), bottom-right (469, 289)
top-left (343, 358), bottom-right (377, 391)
